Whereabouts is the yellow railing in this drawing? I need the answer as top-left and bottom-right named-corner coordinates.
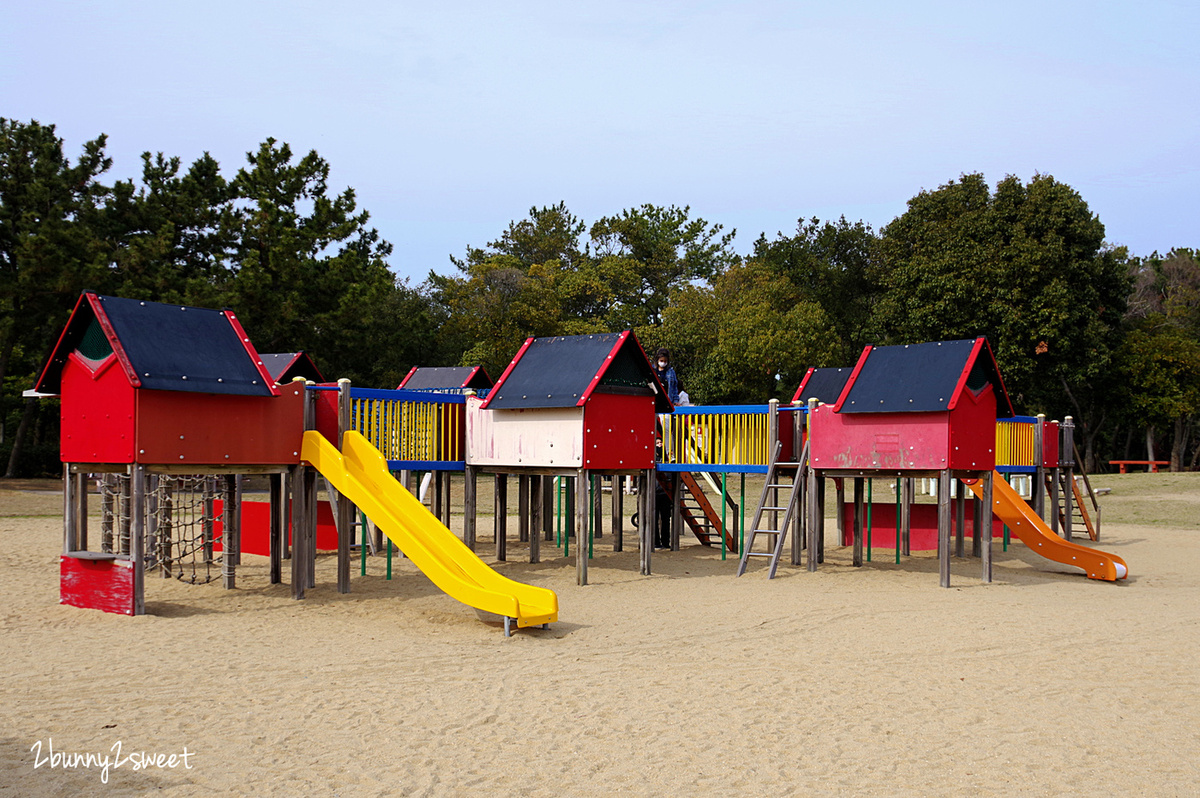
top-left (658, 406), bottom-right (774, 471)
top-left (995, 417), bottom-right (1036, 469)
top-left (350, 388), bottom-right (464, 466)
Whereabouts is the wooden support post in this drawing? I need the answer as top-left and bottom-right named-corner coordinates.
top-left (222, 474), bottom-right (239, 589)
top-left (639, 471), bottom-right (652, 576)
top-left (852, 476), bottom-right (864, 567)
top-left (305, 467), bottom-right (317, 590)
top-left (565, 477), bottom-right (576, 541)
top-left (1062, 416), bottom-right (1075, 542)
top-left (981, 471), bottom-right (994, 583)
top-left (131, 464), bottom-right (146, 616)
top-left (576, 469), bottom-right (589, 586)
top-left (806, 465), bottom-right (820, 572)
top-left (529, 475), bottom-right (541, 564)
top-left (1049, 466), bottom-right (1061, 536)
top-left (792, 459), bottom-right (807, 565)
top-left (280, 471), bottom-right (290, 560)
top-left (495, 474), bottom-right (507, 561)
top-left (670, 473), bottom-right (682, 551)
top-left (543, 478), bottom-right (555, 542)
top-left (433, 469), bottom-right (444, 524)
top-left (336, 378), bottom-right (353, 594)
top-left (611, 476), bottom-right (623, 552)
top-left (518, 475), bottom-right (530, 543)
top-left (972, 487), bottom-right (983, 558)
top-left (835, 478), bottom-right (846, 547)
top-left (938, 469), bottom-right (952, 588)
top-left (291, 465), bottom-right (306, 599)
top-left (464, 465), bottom-right (477, 551)
top-left (592, 474), bottom-right (603, 539)
top-left (954, 485), bottom-right (965, 558)
top-left (63, 463), bottom-right (78, 553)
top-left (1034, 414), bottom-right (1046, 519)
top-left (269, 473), bottom-right (283, 585)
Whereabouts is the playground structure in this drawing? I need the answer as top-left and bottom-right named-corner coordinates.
top-left (735, 338), bottom-right (1126, 586)
top-left (38, 293), bottom-right (1127, 630)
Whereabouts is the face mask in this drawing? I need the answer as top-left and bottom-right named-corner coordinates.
top-left (658, 361), bottom-right (668, 369)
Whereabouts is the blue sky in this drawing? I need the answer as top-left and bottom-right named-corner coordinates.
top-left (4, 1), bottom-right (1197, 284)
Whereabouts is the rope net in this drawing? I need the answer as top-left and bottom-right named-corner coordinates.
top-left (98, 473), bottom-right (226, 585)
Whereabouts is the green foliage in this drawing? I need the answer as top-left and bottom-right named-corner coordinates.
top-left (645, 261), bottom-right (842, 404)
top-left (753, 216), bottom-right (883, 364)
top-left (877, 173), bottom-right (1131, 414)
top-left (590, 204), bottom-right (738, 328)
top-left (1119, 326), bottom-right (1200, 425)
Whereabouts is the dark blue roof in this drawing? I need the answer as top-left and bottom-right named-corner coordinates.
top-left (36, 293), bottom-right (274, 397)
top-left (837, 338), bottom-right (1013, 417)
top-left (792, 367), bottom-right (852, 406)
top-left (399, 366), bottom-right (491, 391)
top-left (484, 332), bottom-right (671, 412)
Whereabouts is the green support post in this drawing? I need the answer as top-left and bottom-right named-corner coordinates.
top-left (720, 472), bottom-right (728, 561)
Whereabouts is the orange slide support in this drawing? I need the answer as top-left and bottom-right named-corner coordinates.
top-left (964, 472), bottom-right (1128, 581)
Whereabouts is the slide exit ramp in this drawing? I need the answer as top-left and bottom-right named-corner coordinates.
top-left (965, 472), bottom-right (1127, 582)
top-left (302, 430), bottom-right (558, 634)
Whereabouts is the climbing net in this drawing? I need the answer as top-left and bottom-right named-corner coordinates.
top-left (98, 473), bottom-right (226, 585)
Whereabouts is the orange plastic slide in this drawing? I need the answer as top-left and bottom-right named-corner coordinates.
top-left (302, 430), bottom-right (558, 631)
top-left (964, 472), bottom-right (1127, 581)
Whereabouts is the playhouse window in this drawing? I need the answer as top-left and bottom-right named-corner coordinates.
top-left (75, 317), bottom-right (114, 366)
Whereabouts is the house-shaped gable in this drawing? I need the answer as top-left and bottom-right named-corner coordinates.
top-left (261, 352), bottom-right (325, 384)
top-left (834, 338), bottom-right (1013, 418)
top-left (35, 292), bottom-right (277, 397)
top-left (482, 331), bottom-right (672, 413)
top-left (398, 365), bottom-right (493, 392)
top-left (792, 367), bottom-right (853, 406)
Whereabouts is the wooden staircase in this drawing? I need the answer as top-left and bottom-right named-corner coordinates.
top-left (737, 442), bottom-right (806, 579)
top-left (657, 472), bottom-right (738, 551)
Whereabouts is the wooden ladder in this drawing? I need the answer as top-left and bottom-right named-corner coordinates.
top-left (737, 441), bottom-right (806, 579)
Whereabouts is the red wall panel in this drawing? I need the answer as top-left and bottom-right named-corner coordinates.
top-left (135, 383), bottom-right (305, 465)
top-left (582, 392), bottom-right (658, 470)
top-left (60, 556), bottom-right (135, 615)
top-left (60, 353), bottom-right (137, 463)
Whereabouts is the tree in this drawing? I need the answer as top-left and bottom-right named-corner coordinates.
top-left (224, 138), bottom-right (403, 383)
top-left (589, 204), bottom-right (738, 329)
top-left (0, 119), bottom-right (113, 476)
top-left (1122, 249), bottom-right (1200, 470)
top-left (104, 151), bottom-right (235, 307)
top-left (646, 261), bottom-right (842, 404)
top-left (752, 216), bottom-right (884, 364)
top-left (876, 173), bottom-right (1131, 469)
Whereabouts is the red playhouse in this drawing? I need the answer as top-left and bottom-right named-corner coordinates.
top-left (466, 331), bottom-right (673, 584)
top-left (34, 292), bottom-right (305, 614)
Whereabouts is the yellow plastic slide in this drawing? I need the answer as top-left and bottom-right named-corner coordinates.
top-left (302, 430), bottom-right (558, 630)
top-left (964, 472), bottom-right (1128, 581)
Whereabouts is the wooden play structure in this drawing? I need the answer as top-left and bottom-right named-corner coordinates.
top-left (36, 291), bottom-right (1126, 630)
top-left (737, 338), bottom-right (1126, 585)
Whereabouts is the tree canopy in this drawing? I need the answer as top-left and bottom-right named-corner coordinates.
top-left (1, 118), bottom-right (1196, 474)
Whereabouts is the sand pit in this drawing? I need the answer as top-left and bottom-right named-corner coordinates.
top-left (2, 473), bottom-right (1199, 796)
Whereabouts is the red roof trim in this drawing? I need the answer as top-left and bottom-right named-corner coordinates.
top-left (92, 293), bottom-right (142, 389)
top-left (481, 337), bottom-right (535, 409)
top-left (946, 337), bottom-right (985, 411)
top-left (790, 367), bottom-right (816, 404)
top-left (579, 330), bottom-right (631, 407)
top-left (397, 365), bottom-right (419, 389)
top-left (831, 345), bottom-right (873, 412)
top-left (222, 309), bottom-right (280, 396)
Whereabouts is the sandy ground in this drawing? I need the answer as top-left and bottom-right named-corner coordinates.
top-left (1, 472), bottom-right (1199, 797)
